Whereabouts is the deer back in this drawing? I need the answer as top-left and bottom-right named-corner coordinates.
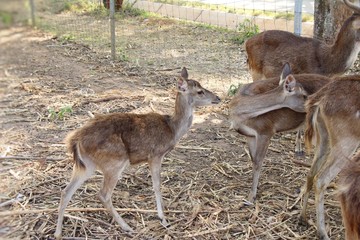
top-left (245, 0), bottom-right (360, 81)
top-left (66, 113), bottom-right (176, 166)
top-left (230, 74), bottom-right (331, 135)
top-left (305, 76), bottom-right (360, 149)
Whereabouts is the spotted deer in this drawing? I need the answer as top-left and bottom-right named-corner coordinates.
top-left (338, 151), bottom-right (360, 240)
top-left (298, 76), bottom-right (360, 240)
top-left (229, 64), bottom-right (331, 202)
top-left (245, 0), bottom-right (360, 81)
top-left (54, 67), bottom-right (221, 239)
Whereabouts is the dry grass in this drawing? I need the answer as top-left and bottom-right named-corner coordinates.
top-left (0, 15), bottom-right (349, 240)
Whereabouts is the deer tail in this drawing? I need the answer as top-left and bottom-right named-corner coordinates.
top-left (304, 99), bottom-right (319, 151)
top-left (65, 131), bottom-right (86, 170)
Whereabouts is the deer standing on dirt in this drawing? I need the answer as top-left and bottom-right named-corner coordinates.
top-left (54, 67), bottom-right (221, 239)
top-left (229, 64), bottom-right (331, 202)
top-left (245, 0), bottom-right (360, 81)
top-left (298, 76), bottom-right (360, 240)
top-left (338, 151), bottom-right (360, 240)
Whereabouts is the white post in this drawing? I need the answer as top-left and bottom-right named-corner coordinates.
top-left (29, 0), bottom-right (35, 26)
top-left (110, 0), bottom-right (116, 61)
top-left (294, 0), bottom-right (302, 36)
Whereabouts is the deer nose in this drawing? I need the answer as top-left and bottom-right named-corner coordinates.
top-left (213, 96), bottom-right (221, 103)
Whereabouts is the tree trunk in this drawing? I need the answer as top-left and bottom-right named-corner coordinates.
top-left (314, 0), bottom-right (353, 43)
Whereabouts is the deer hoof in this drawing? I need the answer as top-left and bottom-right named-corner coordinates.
top-left (297, 216), bottom-right (308, 227)
top-left (295, 151), bottom-right (305, 158)
top-left (319, 234), bottom-right (330, 240)
top-left (161, 218), bottom-right (170, 228)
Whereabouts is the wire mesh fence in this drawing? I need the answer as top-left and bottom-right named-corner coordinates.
top-left (130, 0), bottom-right (314, 35)
top-left (34, 1), bottom-right (114, 56)
top-left (0, 0), bottom-right (313, 82)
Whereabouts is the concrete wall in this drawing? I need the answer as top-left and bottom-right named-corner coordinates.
top-left (132, 0), bottom-right (314, 36)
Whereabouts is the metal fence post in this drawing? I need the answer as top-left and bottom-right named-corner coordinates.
top-left (110, 0), bottom-right (116, 61)
top-left (294, 0), bottom-right (302, 36)
top-left (29, 0), bottom-right (35, 26)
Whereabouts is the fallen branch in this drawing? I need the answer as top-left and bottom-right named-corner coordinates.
top-left (0, 207), bottom-right (185, 217)
top-left (82, 96), bottom-right (123, 105)
top-left (292, 159), bottom-right (311, 168)
top-left (185, 224), bottom-right (236, 238)
top-left (0, 156), bottom-right (62, 161)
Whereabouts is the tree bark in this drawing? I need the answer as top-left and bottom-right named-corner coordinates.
top-left (314, 0), bottom-right (353, 43)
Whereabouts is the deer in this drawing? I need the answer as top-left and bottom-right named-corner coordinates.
top-left (245, 0), bottom-right (360, 81)
top-left (229, 63), bottom-right (331, 203)
top-left (338, 151), bottom-right (360, 240)
top-left (297, 76), bottom-right (360, 240)
top-left (54, 67), bottom-right (221, 239)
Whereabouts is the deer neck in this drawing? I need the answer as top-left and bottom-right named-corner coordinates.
top-left (327, 22), bottom-right (360, 72)
top-left (230, 88), bottom-right (289, 121)
top-left (170, 92), bottom-right (194, 141)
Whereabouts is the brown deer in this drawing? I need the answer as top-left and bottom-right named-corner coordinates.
top-left (338, 151), bottom-right (360, 240)
top-left (245, 0), bottom-right (360, 81)
top-left (298, 76), bottom-right (360, 240)
top-left (229, 64), bottom-right (331, 202)
top-left (54, 67), bottom-right (221, 239)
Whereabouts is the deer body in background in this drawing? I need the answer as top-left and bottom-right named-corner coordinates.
top-left (245, 0), bottom-right (360, 81)
top-left (298, 76), bottom-right (360, 240)
top-left (54, 67), bottom-right (221, 239)
top-left (339, 151), bottom-right (360, 240)
top-left (229, 64), bottom-right (331, 202)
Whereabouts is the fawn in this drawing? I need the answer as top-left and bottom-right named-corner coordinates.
top-left (54, 67), bottom-right (221, 239)
top-left (229, 63), bottom-right (331, 202)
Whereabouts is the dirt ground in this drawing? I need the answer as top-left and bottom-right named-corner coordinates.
top-left (0, 15), bottom-right (346, 240)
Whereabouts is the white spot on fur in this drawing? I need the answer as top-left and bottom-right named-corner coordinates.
top-left (356, 110), bottom-right (360, 118)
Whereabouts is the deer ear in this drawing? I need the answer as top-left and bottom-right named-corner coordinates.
top-left (181, 67), bottom-right (189, 79)
top-left (283, 75), bottom-right (297, 93)
top-left (279, 62), bottom-right (292, 85)
top-left (177, 77), bottom-right (188, 92)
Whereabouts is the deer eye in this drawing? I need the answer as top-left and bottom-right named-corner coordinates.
top-left (197, 90), bottom-right (204, 95)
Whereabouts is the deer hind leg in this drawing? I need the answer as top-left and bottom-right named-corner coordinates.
top-left (298, 148), bottom-right (329, 225)
top-left (299, 115), bottom-right (329, 225)
top-left (98, 159), bottom-right (133, 232)
top-left (247, 134), bottom-right (271, 203)
top-left (313, 141), bottom-right (359, 240)
top-left (54, 161), bottom-right (96, 239)
top-left (149, 157), bottom-right (169, 227)
top-left (295, 129), bottom-right (305, 157)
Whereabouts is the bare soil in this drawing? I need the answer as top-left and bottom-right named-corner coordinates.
top-left (0, 15), bottom-right (345, 240)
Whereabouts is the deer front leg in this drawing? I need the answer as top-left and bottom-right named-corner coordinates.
top-left (149, 157), bottom-right (169, 227)
top-left (247, 135), bottom-right (271, 203)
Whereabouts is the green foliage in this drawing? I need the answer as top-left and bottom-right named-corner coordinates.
top-left (121, 3), bottom-right (149, 17)
top-left (232, 19), bottom-right (259, 45)
top-left (50, 0), bottom-right (99, 14)
top-left (0, 11), bottom-right (13, 26)
top-left (48, 106), bottom-right (73, 121)
top-left (227, 83), bottom-right (243, 97)
top-left (117, 48), bottom-right (129, 62)
top-left (59, 34), bottom-right (75, 42)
